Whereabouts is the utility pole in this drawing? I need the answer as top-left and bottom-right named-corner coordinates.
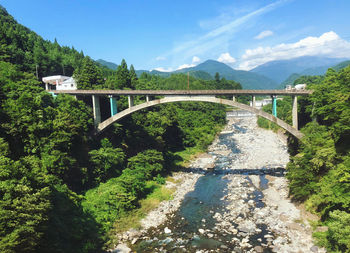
top-left (187, 72), bottom-right (189, 90)
top-left (35, 64), bottom-right (39, 80)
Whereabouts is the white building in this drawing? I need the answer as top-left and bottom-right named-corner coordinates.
top-left (42, 75), bottom-right (77, 91)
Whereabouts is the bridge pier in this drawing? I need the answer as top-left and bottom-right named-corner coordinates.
top-left (252, 95), bottom-right (256, 108)
top-left (109, 96), bottom-right (118, 116)
top-left (271, 95), bottom-right (277, 117)
top-left (232, 96), bottom-right (236, 102)
top-left (292, 95), bottom-right (298, 129)
top-left (146, 95), bottom-right (150, 102)
top-left (92, 95), bottom-right (101, 126)
top-left (128, 95), bottom-right (134, 108)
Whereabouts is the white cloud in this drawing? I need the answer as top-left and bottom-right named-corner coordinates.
top-left (163, 0), bottom-right (288, 66)
top-left (238, 31), bottom-right (350, 70)
top-left (155, 56), bottom-right (166, 61)
top-left (152, 67), bottom-right (173, 72)
top-left (254, 30), bottom-right (274, 40)
top-left (177, 64), bottom-right (195, 70)
top-left (192, 56), bottom-right (201, 63)
top-left (175, 56), bottom-right (200, 70)
top-left (217, 52), bottom-right (236, 64)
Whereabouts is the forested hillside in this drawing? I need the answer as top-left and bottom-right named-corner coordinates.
top-left (258, 67), bottom-right (350, 252)
top-left (0, 6), bottom-right (243, 253)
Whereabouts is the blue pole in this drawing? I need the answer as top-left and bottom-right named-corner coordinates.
top-left (272, 96), bottom-right (277, 117)
top-left (110, 96), bottom-right (117, 116)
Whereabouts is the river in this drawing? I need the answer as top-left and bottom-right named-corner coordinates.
top-left (113, 116), bottom-right (324, 253)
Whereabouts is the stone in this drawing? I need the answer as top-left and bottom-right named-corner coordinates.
top-left (315, 226), bottom-right (328, 232)
top-left (131, 238), bottom-right (138, 245)
top-left (310, 245), bottom-right (319, 252)
top-left (238, 227), bottom-right (250, 233)
top-left (112, 243), bottom-right (131, 253)
top-left (198, 228), bottom-right (205, 234)
top-left (233, 247), bottom-right (243, 253)
top-left (254, 246), bottom-right (264, 253)
top-left (164, 227), bottom-right (171, 234)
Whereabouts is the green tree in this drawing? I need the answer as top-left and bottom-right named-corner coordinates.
top-left (114, 59), bottom-right (130, 89)
top-left (73, 57), bottom-right (104, 89)
top-left (89, 138), bottom-right (125, 183)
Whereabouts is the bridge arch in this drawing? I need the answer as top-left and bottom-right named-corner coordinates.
top-left (97, 96), bottom-right (303, 139)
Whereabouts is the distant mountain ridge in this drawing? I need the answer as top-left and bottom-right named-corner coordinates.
top-left (279, 59), bottom-right (350, 88)
top-left (97, 57), bottom-right (350, 90)
top-left (251, 56), bottom-right (348, 83)
top-left (175, 60), bottom-right (277, 89)
top-left (96, 59), bottom-right (118, 70)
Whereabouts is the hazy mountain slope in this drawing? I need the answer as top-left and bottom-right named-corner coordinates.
top-left (135, 69), bottom-right (213, 80)
top-left (96, 59), bottom-right (118, 70)
top-left (279, 73), bottom-right (302, 89)
top-left (251, 56), bottom-right (347, 83)
top-left (333, 60), bottom-right (350, 71)
top-left (279, 59), bottom-right (350, 87)
top-left (176, 60), bottom-right (277, 89)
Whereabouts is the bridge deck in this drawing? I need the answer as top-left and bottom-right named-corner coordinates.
top-left (49, 89), bottom-right (312, 96)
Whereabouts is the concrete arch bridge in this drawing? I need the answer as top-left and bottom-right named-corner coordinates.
top-left (50, 89), bottom-right (313, 139)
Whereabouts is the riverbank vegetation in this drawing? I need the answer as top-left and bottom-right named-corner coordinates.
top-left (258, 66), bottom-right (350, 252)
top-left (0, 6), bottom-right (239, 252)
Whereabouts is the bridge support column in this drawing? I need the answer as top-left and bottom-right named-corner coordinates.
top-left (128, 95), bottom-right (134, 108)
top-left (252, 96), bottom-right (256, 108)
top-left (92, 95), bottom-right (101, 126)
top-left (271, 95), bottom-right (277, 117)
top-left (232, 96), bottom-right (236, 102)
top-left (292, 95), bottom-right (298, 129)
top-left (146, 95), bottom-right (150, 102)
top-left (109, 96), bottom-right (118, 116)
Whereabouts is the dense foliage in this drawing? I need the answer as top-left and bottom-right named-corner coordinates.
top-left (0, 6), bottom-right (238, 252)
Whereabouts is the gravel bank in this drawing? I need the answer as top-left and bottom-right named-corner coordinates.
top-left (111, 116), bottom-right (324, 253)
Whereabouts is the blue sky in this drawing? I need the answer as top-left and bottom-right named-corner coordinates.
top-left (2, 0), bottom-right (350, 71)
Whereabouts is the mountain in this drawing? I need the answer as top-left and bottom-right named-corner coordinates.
top-left (96, 59), bottom-right (118, 70)
top-left (279, 59), bottom-right (350, 88)
top-left (136, 69), bottom-right (213, 80)
top-left (251, 56), bottom-right (348, 83)
top-left (279, 73), bottom-right (302, 88)
top-left (175, 60), bottom-right (277, 89)
top-left (333, 60), bottom-right (350, 71)
top-left (136, 60), bottom-right (277, 89)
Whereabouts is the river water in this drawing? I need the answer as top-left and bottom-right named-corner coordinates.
top-left (118, 117), bottom-right (320, 253)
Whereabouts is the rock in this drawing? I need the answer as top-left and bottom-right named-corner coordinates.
top-left (220, 244), bottom-right (228, 249)
top-left (164, 227), bottom-right (171, 234)
top-left (198, 228), bottom-right (205, 234)
top-left (112, 243), bottom-right (131, 253)
top-left (207, 233), bottom-right (214, 238)
top-left (254, 246), bottom-right (264, 252)
top-left (233, 247), bottom-right (243, 253)
top-left (315, 226), bottom-right (328, 232)
top-left (310, 245), bottom-right (319, 252)
top-left (238, 227), bottom-right (250, 233)
top-left (131, 238), bottom-right (138, 245)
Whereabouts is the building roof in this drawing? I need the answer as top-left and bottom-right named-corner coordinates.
top-left (61, 77), bottom-right (76, 84)
top-left (42, 75), bottom-right (70, 85)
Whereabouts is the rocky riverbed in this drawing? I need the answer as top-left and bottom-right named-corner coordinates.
top-left (111, 116), bottom-right (325, 253)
